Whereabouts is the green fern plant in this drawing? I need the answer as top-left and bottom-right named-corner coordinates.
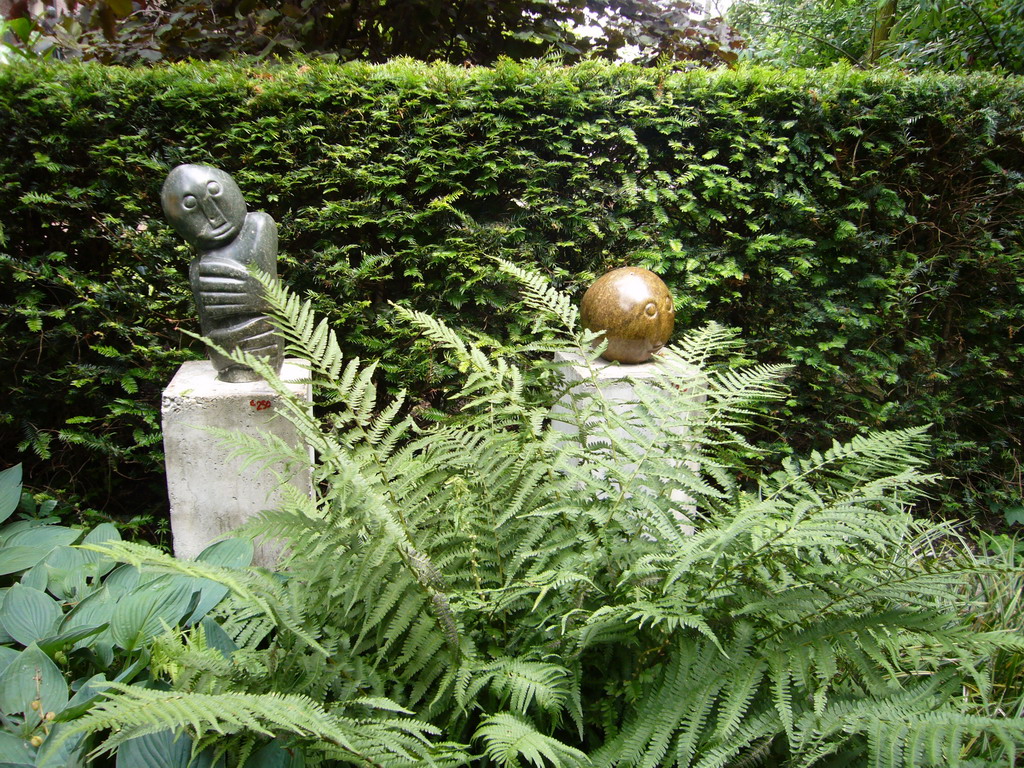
top-left (75, 264), bottom-right (1024, 768)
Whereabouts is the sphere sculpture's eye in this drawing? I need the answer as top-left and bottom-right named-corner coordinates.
top-left (644, 301), bottom-right (658, 318)
top-left (207, 181), bottom-right (222, 196)
top-left (182, 194), bottom-right (198, 210)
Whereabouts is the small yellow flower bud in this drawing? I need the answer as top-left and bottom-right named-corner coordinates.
top-left (29, 700), bottom-right (41, 711)
top-left (30, 735), bottom-right (44, 747)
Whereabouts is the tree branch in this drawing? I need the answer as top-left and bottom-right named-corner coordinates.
top-left (742, 18), bottom-right (864, 66)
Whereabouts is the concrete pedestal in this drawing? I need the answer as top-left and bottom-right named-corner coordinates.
top-left (162, 359), bottom-right (313, 566)
top-left (550, 350), bottom-right (703, 532)
top-left (551, 350), bottom-right (702, 439)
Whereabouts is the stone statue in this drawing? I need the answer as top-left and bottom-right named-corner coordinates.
top-left (580, 267), bottom-right (675, 364)
top-left (161, 164), bottom-right (283, 383)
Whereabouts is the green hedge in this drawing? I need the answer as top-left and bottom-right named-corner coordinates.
top-left (1, 59), bottom-right (1022, 526)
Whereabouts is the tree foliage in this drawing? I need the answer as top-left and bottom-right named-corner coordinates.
top-left (730, 0), bottom-right (1024, 73)
top-left (6, 0), bottom-right (743, 66)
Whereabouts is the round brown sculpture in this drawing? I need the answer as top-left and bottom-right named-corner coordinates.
top-left (580, 267), bottom-right (675, 364)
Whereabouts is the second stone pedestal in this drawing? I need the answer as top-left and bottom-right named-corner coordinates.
top-left (550, 350), bottom-right (703, 532)
top-left (550, 350), bottom-right (702, 442)
top-left (162, 359), bottom-right (313, 567)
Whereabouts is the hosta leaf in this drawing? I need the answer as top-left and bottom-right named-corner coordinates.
top-left (61, 585), bottom-right (116, 637)
top-left (180, 575), bottom-right (230, 627)
top-left (1, 583), bottom-right (62, 646)
top-left (56, 673), bottom-right (110, 721)
top-left (37, 623), bottom-right (107, 656)
top-left (197, 537), bottom-right (254, 568)
top-left (5, 525), bottom-right (81, 550)
top-left (115, 729), bottom-right (220, 768)
top-left (243, 740), bottom-right (304, 768)
top-left (0, 545), bottom-right (54, 576)
top-left (0, 730), bottom-right (34, 766)
top-left (200, 617), bottom-right (237, 658)
top-left (19, 562), bottom-right (48, 591)
top-left (0, 463), bottom-right (21, 524)
top-left (42, 546), bottom-right (91, 600)
top-left (0, 643), bottom-right (69, 720)
top-left (34, 721), bottom-right (88, 768)
top-left (103, 564), bottom-right (142, 597)
top-left (0, 644), bottom-right (20, 675)
top-left (110, 577), bottom-right (195, 650)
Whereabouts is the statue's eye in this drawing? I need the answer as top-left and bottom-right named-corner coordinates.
top-left (207, 181), bottom-right (222, 196)
top-left (182, 195), bottom-right (198, 210)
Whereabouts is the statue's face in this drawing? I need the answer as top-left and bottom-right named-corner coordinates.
top-left (161, 164), bottom-right (246, 250)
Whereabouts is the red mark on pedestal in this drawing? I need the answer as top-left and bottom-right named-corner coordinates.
top-left (249, 399), bottom-right (272, 411)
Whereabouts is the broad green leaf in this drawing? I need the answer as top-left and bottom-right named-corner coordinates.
top-left (81, 523), bottom-right (121, 546)
top-left (7, 15), bottom-right (33, 44)
top-left (106, 0), bottom-right (133, 17)
top-left (0, 731), bottom-right (33, 765)
top-left (0, 520), bottom-right (48, 543)
top-left (20, 562), bottom-right (48, 591)
top-left (181, 576), bottom-right (229, 627)
top-left (116, 729), bottom-right (220, 768)
top-left (78, 523), bottom-right (120, 576)
top-left (35, 721), bottom-right (88, 767)
top-left (61, 585), bottom-right (116, 646)
top-left (1004, 506), bottom-right (1024, 526)
top-left (161, 541), bottom-right (247, 625)
top-left (0, 589), bottom-right (11, 644)
top-left (197, 537), bottom-right (254, 568)
top-left (5, 526), bottom-right (81, 550)
top-left (0, 644), bottom-right (20, 675)
top-left (37, 623), bottom-right (107, 657)
top-left (41, 546), bottom-right (91, 600)
top-left (244, 740), bottom-right (305, 768)
top-left (1, 584), bottom-right (62, 646)
top-left (110, 578), bottom-right (195, 650)
top-left (110, 648), bottom-right (150, 685)
top-left (53, 672), bottom-right (108, 721)
top-left (0, 644), bottom-right (69, 720)
top-left (0, 464), bottom-right (21, 524)
top-left (0, 545), bottom-right (52, 576)
top-left (103, 564), bottom-right (140, 595)
top-left (200, 617), bottom-right (237, 658)
top-left (31, 721), bottom-right (88, 767)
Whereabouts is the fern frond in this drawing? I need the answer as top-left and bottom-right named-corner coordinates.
top-left (80, 540), bottom-right (325, 654)
top-left (476, 712), bottom-right (589, 768)
top-left (667, 322), bottom-right (745, 371)
top-left (68, 684), bottom-right (443, 767)
top-left (494, 258), bottom-right (579, 333)
top-left (252, 268), bottom-right (347, 382)
top-left (484, 658), bottom-right (573, 716)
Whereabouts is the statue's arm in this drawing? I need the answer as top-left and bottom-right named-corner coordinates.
top-left (246, 212), bottom-right (278, 276)
top-left (193, 256), bottom-right (266, 319)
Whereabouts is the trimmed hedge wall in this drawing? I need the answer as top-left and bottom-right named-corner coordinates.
top-left (1, 60), bottom-right (1022, 527)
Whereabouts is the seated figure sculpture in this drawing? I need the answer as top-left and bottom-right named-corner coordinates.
top-left (161, 164), bottom-right (284, 383)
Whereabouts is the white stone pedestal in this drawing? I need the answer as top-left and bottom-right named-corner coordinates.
top-left (550, 350), bottom-right (703, 532)
top-left (550, 350), bottom-right (702, 440)
top-left (162, 359), bottom-right (313, 567)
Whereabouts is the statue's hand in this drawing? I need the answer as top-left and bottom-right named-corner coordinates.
top-left (207, 315), bottom-right (278, 355)
top-left (195, 257), bottom-right (265, 318)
